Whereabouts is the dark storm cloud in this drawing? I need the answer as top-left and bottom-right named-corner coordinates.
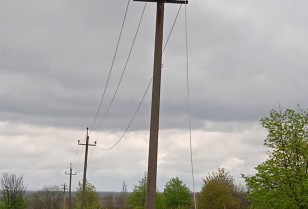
top-left (1, 0), bottom-right (308, 131)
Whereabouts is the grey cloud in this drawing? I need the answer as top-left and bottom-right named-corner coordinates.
top-left (1, 0), bottom-right (308, 191)
top-left (2, 0), bottom-right (308, 131)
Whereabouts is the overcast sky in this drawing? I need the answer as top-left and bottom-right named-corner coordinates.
top-left (1, 0), bottom-right (308, 192)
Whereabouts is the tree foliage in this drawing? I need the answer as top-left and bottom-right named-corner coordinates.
top-left (27, 185), bottom-right (63, 209)
top-left (127, 174), bottom-right (147, 209)
top-left (75, 180), bottom-right (101, 209)
top-left (0, 201), bottom-right (5, 209)
top-left (244, 108), bottom-right (308, 209)
top-left (1, 173), bottom-right (26, 209)
top-left (163, 177), bottom-right (192, 209)
top-left (127, 173), bottom-right (164, 209)
top-left (198, 168), bottom-right (248, 209)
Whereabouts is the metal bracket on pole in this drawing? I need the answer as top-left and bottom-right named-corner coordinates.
top-left (133, 0), bottom-right (188, 4)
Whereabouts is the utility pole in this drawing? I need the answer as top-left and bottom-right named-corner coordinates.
top-left (133, 1), bottom-right (188, 209)
top-left (61, 183), bottom-right (68, 209)
top-left (65, 163), bottom-right (77, 209)
top-left (78, 128), bottom-right (96, 209)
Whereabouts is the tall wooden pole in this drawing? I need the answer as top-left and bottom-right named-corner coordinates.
top-left (65, 163), bottom-right (77, 209)
top-left (146, 2), bottom-right (164, 209)
top-left (132, 1), bottom-right (188, 209)
top-left (78, 128), bottom-right (96, 209)
top-left (82, 130), bottom-right (89, 209)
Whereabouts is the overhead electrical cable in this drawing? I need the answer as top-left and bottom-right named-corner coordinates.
top-left (94, 2), bottom-right (148, 130)
top-left (163, 4), bottom-right (182, 53)
top-left (185, 5), bottom-right (197, 209)
top-left (90, 0), bottom-right (131, 133)
top-left (102, 78), bottom-right (152, 151)
top-left (101, 5), bottom-right (183, 151)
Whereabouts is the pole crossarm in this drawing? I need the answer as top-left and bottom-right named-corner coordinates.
top-left (61, 183), bottom-right (68, 191)
top-left (133, 0), bottom-right (188, 4)
top-left (78, 139), bottom-right (97, 146)
top-left (65, 164), bottom-right (77, 176)
top-left (78, 141), bottom-right (97, 146)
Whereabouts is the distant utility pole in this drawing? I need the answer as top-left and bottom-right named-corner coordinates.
top-left (78, 128), bottom-right (96, 209)
top-left (65, 163), bottom-right (77, 209)
top-left (132, 1), bottom-right (188, 209)
top-left (61, 183), bottom-right (68, 209)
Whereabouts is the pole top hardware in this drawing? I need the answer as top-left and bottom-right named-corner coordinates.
top-left (133, 0), bottom-right (188, 4)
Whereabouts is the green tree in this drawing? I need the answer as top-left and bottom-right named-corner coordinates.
top-left (198, 168), bottom-right (247, 209)
top-left (1, 173), bottom-right (26, 209)
top-left (0, 200), bottom-right (5, 209)
top-left (127, 174), bottom-right (147, 209)
top-left (163, 177), bottom-right (192, 209)
top-left (244, 108), bottom-right (308, 209)
top-left (75, 180), bottom-right (101, 209)
top-left (155, 192), bottom-right (166, 209)
top-left (127, 173), bottom-right (164, 209)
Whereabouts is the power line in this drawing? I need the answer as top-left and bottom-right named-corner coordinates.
top-left (93, 3), bottom-right (179, 134)
top-left (102, 77), bottom-right (152, 151)
top-left (100, 4), bottom-right (184, 151)
top-left (90, 0), bottom-right (132, 133)
top-left (163, 5), bottom-right (182, 53)
top-left (94, 2), bottom-right (148, 130)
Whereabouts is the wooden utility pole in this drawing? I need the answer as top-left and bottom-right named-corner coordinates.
top-left (65, 163), bottom-right (77, 209)
top-left (61, 183), bottom-right (68, 209)
top-left (133, 1), bottom-right (188, 209)
top-left (78, 128), bottom-right (96, 209)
